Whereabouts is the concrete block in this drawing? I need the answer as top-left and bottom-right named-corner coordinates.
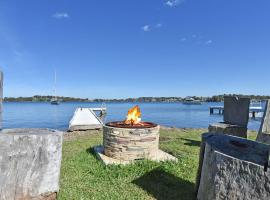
top-left (196, 133), bottom-right (270, 200)
top-left (0, 128), bottom-right (63, 200)
top-left (224, 96), bottom-right (250, 127)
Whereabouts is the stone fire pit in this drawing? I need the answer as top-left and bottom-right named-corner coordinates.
top-left (94, 121), bottom-right (177, 165)
top-left (104, 121), bottom-right (159, 161)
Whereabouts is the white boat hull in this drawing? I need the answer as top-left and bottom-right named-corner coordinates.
top-left (69, 108), bottom-right (103, 131)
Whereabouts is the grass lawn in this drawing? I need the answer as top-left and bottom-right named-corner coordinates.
top-left (58, 128), bottom-right (257, 200)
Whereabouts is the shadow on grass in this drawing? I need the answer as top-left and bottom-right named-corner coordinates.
top-left (86, 147), bottom-right (95, 154)
top-left (132, 168), bottom-right (195, 200)
top-left (86, 147), bottom-right (101, 161)
top-left (180, 138), bottom-right (201, 147)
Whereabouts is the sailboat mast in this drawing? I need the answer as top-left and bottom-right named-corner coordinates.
top-left (54, 70), bottom-right (57, 98)
top-left (51, 70), bottom-right (59, 105)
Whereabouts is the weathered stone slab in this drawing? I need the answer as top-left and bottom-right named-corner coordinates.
top-left (208, 122), bottom-right (247, 138)
top-left (256, 100), bottom-right (270, 144)
top-left (196, 133), bottom-right (270, 200)
top-left (0, 71), bottom-right (3, 130)
top-left (0, 128), bottom-right (63, 200)
top-left (223, 96), bottom-right (250, 127)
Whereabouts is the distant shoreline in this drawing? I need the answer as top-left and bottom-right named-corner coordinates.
top-left (3, 94), bottom-right (270, 103)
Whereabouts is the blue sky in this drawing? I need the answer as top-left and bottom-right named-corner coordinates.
top-left (0, 0), bottom-right (270, 98)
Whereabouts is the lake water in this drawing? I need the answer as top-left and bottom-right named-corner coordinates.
top-left (2, 102), bottom-right (262, 131)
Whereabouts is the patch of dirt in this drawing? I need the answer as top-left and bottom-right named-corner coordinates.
top-left (160, 126), bottom-right (207, 132)
top-left (64, 129), bottom-right (101, 141)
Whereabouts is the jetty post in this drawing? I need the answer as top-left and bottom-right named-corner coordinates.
top-left (0, 71), bottom-right (3, 130)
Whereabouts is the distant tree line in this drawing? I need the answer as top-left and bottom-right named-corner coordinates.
top-left (3, 94), bottom-right (270, 103)
top-left (4, 95), bottom-right (89, 102)
top-left (205, 94), bottom-right (270, 102)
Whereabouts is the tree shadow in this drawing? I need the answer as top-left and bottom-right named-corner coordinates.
top-left (180, 138), bottom-right (201, 147)
top-left (132, 168), bottom-right (195, 200)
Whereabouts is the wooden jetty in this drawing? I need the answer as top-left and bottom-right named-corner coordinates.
top-left (210, 106), bottom-right (264, 118)
top-left (69, 107), bottom-right (106, 131)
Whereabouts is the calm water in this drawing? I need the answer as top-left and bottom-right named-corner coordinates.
top-left (2, 102), bottom-right (262, 131)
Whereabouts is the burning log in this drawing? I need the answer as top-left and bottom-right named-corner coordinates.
top-left (124, 105), bottom-right (142, 125)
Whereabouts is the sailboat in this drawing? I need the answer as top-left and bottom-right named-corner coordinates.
top-left (50, 71), bottom-right (60, 105)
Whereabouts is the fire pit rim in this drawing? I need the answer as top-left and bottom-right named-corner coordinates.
top-left (104, 121), bottom-right (158, 129)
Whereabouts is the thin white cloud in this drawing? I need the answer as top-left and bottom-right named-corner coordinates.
top-left (179, 34), bottom-right (213, 45)
top-left (156, 23), bottom-right (162, 28)
top-left (142, 25), bottom-right (150, 32)
top-left (180, 37), bottom-right (187, 42)
top-left (205, 40), bottom-right (213, 45)
top-left (52, 12), bottom-right (69, 19)
top-left (165, 0), bottom-right (184, 7)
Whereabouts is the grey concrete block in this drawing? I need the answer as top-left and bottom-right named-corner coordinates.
top-left (257, 100), bottom-right (270, 144)
top-left (224, 96), bottom-right (250, 127)
top-left (208, 122), bottom-right (247, 138)
top-left (0, 128), bottom-right (63, 200)
top-left (0, 71), bottom-right (3, 130)
top-left (196, 133), bottom-right (270, 200)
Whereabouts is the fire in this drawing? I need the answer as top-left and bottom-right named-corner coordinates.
top-left (124, 105), bottom-right (141, 125)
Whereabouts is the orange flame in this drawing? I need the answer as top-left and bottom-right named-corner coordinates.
top-left (124, 105), bottom-right (141, 125)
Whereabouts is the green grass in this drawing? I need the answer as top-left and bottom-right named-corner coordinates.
top-left (58, 129), bottom-right (257, 200)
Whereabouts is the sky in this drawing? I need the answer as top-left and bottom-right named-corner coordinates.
top-left (0, 0), bottom-right (270, 99)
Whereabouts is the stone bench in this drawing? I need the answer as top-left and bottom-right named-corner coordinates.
top-left (208, 122), bottom-right (247, 138)
top-left (196, 133), bottom-right (270, 200)
top-left (0, 128), bottom-right (63, 200)
top-left (209, 96), bottom-right (250, 138)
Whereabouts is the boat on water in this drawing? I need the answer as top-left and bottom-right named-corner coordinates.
top-left (50, 98), bottom-right (60, 105)
top-left (51, 71), bottom-right (60, 105)
top-left (69, 107), bottom-right (105, 131)
top-left (182, 97), bottom-right (203, 105)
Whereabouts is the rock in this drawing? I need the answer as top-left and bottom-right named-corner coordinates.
top-left (208, 122), bottom-right (247, 138)
top-left (0, 128), bottom-right (63, 200)
top-left (223, 96), bottom-right (250, 127)
top-left (0, 71), bottom-right (3, 129)
top-left (196, 133), bottom-right (270, 200)
top-left (256, 100), bottom-right (270, 144)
